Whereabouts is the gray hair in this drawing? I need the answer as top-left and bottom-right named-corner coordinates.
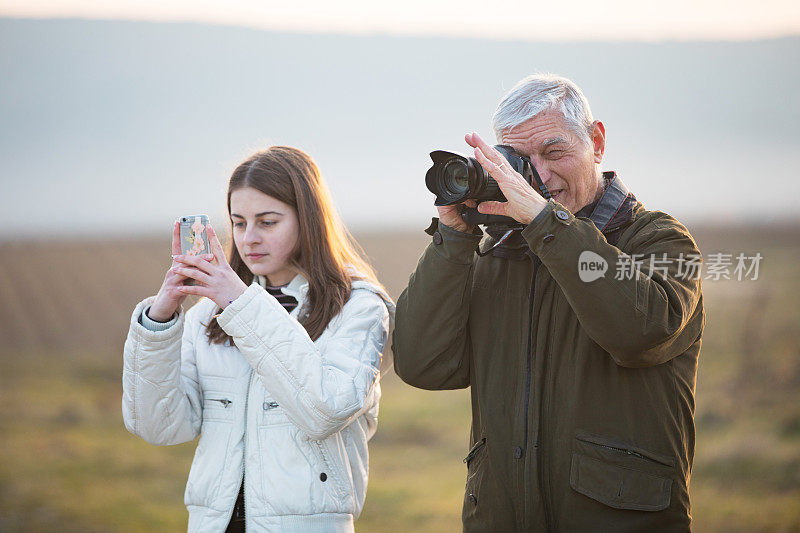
top-left (492, 74), bottom-right (594, 145)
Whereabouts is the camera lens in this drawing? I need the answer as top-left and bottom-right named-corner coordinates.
top-left (442, 160), bottom-right (469, 196)
top-left (426, 146), bottom-right (540, 210)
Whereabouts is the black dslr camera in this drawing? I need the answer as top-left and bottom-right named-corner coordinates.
top-left (425, 145), bottom-right (551, 227)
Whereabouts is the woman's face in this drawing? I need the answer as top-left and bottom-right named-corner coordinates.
top-left (230, 187), bottom-right (300, 286)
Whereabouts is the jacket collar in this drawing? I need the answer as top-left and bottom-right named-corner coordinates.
top-left (253, 270), bottom-right (396, 323)
top-left (576, 171), bottom-right (636, 233)
top-left (481, 171), bottom-right (639, 260)
top-left (253, 272), bottom-right (308, 301)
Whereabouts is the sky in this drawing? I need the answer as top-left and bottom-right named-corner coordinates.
top-left (1, 6), bottom-right (798, 238)
top-left (3, 0), bottom-right (800, 41)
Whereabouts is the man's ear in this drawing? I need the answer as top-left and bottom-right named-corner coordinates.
top-left (591, 121), bottom-right (606, 164)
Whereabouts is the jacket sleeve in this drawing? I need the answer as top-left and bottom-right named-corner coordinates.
top-left (216, 285), bottom-right (391, 441)
top-left (121, 297), bottom-right (203, 445)
top-left (522, 200), bottom-right (705, 368)
top-left (392, 220), bottom-right (483, 390)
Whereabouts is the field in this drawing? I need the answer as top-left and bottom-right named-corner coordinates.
top-left (1, 223), bottom-right (799, 531)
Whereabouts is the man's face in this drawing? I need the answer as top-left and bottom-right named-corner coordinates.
top-left (501, 109), bottom-right (605, 214)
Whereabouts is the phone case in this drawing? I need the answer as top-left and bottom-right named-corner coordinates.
top-left (179, 215), bottom-right (210, 287)
top-left (179, 214), bottom-right (210, 257)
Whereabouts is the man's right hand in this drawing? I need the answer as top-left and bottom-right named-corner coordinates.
top-left (436, 199), bottom-right (478, 234)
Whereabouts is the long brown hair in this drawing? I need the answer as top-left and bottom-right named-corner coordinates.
top-left (205, 146), bottom-right (383, 345)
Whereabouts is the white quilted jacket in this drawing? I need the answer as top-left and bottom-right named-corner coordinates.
top-left (122, 273), bottom-right (394, 532)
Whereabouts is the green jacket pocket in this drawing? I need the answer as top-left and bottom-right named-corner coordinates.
top-left (569, 434), bottom-right (673, 512)
top-left (462, 437), bottom-right (489, 525)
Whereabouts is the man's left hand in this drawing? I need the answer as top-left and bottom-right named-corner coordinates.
top-left (466, 132), bottom-right (549, 225)
top-left (173, 223), bottom-right (249, 310)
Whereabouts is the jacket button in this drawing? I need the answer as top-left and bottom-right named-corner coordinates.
top-left (542, 234), bottom-right (555, 244)
top-left (555, 210), bottom-right (569, 220)
top-left (320, 473), bottom-right (327, 482)
top-left (468, 493), bottom-right (478, 505)
top-left (433, 231), bottom-right (443, 245)
top-left (514, 446), bottom-right (523, 459)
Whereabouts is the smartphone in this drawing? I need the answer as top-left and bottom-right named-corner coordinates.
top-left (179, 214), bottom-right (210, 286)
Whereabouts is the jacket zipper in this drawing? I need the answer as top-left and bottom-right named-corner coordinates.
top-left (595, 443), bottom-right (647, 460)
top-left (533, 255), bottom-right (555, 532)
top-left (539, 348), bottom-right (554, 531)
top-left (242, 370), bottom-right (255, 532)
top-left (208, 398), bottom-right (232, 408)
top-left (463, 437), bottom-right (486, 465)
top-left (523, 253), bottom-right (555, 532)
top-left (575, 436), bottom-right (674, 467)
top-left (522, 252), bottom-right (540, 532)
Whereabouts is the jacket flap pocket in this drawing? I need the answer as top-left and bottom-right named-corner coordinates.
top-left (570, 452), bottom-right (672, 512)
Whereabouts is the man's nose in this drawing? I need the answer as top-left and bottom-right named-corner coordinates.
top-left (530, 156), bottom-right (552, 184)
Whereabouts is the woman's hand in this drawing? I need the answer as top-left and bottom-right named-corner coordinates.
top-left (173, 223), bottom-right (249, 310)
top-left (148, 220), bottom-right (214, 322)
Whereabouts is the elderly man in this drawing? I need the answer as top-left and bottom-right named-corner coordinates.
top-left (392, 74), bottom-right (704, 532)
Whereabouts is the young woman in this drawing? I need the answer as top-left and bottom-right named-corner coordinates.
top-left (122, 146), bottom-right (394, 532)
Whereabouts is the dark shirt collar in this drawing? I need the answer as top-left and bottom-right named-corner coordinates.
top-left (574, 171), bottom-right (616, 219)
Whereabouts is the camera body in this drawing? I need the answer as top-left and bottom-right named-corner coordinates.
top-left (425, 145), bottom-right (551, 227)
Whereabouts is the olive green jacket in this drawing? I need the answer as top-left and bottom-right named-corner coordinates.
top-left (392, 176), bottom-right (704, 532)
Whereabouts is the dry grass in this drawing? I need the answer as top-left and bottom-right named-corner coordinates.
top-left (0, 223), bottom-right (798, 531)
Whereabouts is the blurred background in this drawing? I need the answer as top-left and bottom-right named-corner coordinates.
top-left (0, 1), bottom-right (799, 531)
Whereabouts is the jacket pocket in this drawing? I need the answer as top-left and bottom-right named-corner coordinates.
top-left (463, 437), bottom-right (487, 468)
top-left (575, 433), bottom-right (675, 468)
top-left (201, 392), bottom-right (235, 422)
top-left (570, 433), bottom-right (673, 512)
top-left (462, 437), bottom-right (488, 520)
top-left (260, 391), bottom-right (290, 425)
top-left (257, 425), bottom-right (344, 515)
top-left (184, 398), bottom-right (235, 508)
top-left (306, 434), bottom-right (354, 508)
